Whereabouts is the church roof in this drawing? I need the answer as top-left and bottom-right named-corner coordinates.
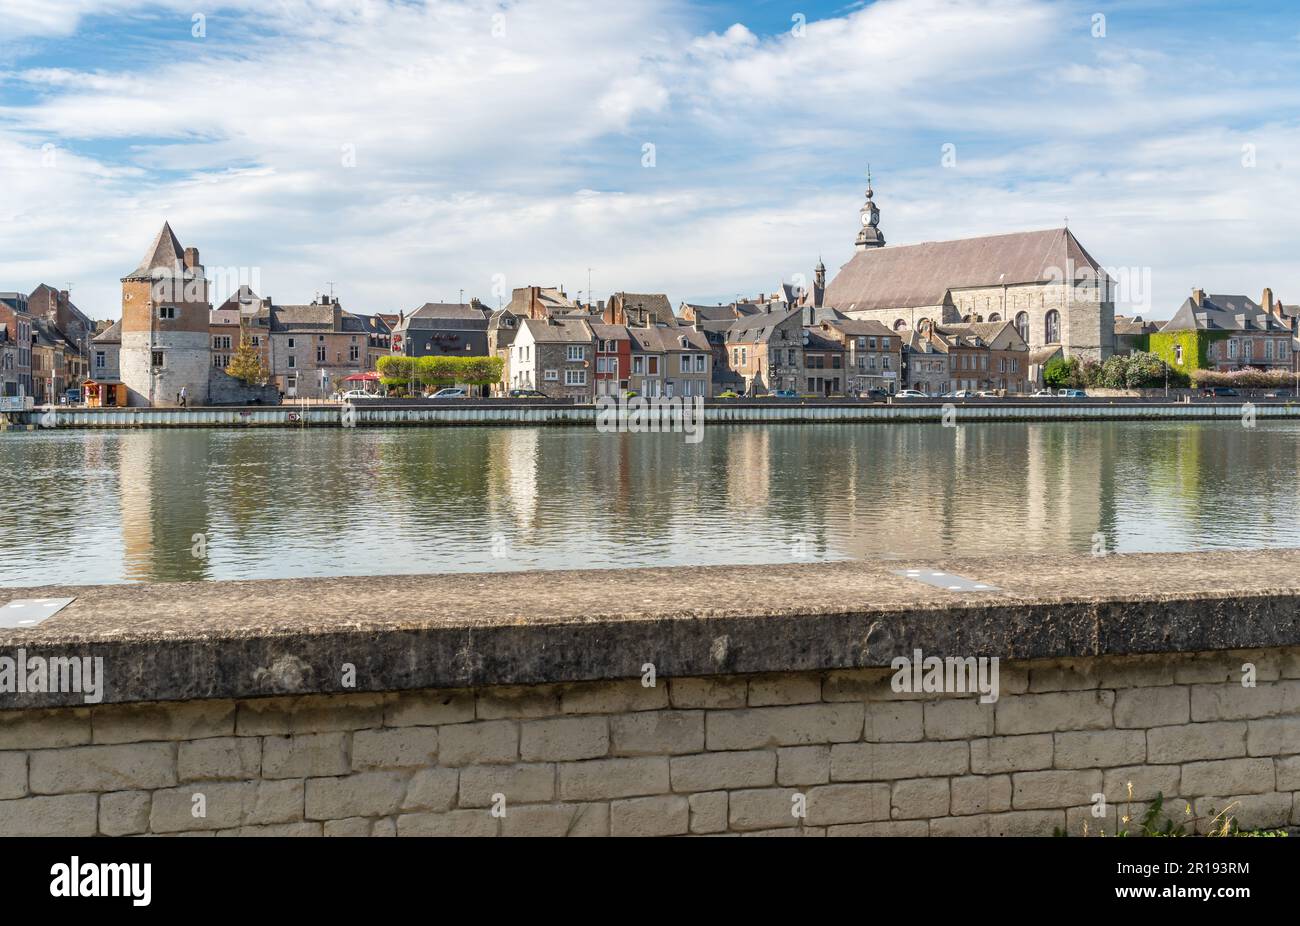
top-left (825, 227), bottom-right (1108, 313)
top-left (125, 222), bottom-right (190, 279)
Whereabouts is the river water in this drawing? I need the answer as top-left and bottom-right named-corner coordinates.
top-left (2, 420), bottom-right (1298, 587)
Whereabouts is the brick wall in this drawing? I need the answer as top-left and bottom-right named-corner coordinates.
top-left (2, 646), bottom-right (1298, 836)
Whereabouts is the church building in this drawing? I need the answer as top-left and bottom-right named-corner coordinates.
top-left (821, 176), bottom-right (1115, 362)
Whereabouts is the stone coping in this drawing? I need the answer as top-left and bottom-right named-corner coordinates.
top-left (2, 551), bottom-right (1299, 708)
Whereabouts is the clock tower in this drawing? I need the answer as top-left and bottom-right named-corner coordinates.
top-left (854, 168), bottom-right (885, 251)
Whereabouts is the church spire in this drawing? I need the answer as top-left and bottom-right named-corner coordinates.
top-left (855, 165), bottom-right (885, 251)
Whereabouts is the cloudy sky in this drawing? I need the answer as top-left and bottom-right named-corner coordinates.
top-left (1, 0), bottom-right (1298, 319)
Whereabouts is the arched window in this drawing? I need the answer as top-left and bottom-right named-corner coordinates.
top-left (988, 313), bottom-right (1001, 322)
top-left (893, 319), bottom-right (907, 330)
top-left (1045, 310), bottom-right (1061, 344)
top-left (1015, 311), bottom-right (1029, 342)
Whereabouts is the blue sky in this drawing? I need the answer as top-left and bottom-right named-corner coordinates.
top-left (1, 0), bottom-right (1299, 318)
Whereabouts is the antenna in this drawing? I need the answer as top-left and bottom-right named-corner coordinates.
top-left (587, 267), bottom-right (594, 308)
top-left (326, 281), bottom-right (336, 300)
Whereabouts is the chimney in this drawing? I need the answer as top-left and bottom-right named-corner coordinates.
top-left (1192, 288), bottom-right (1205, 307)
top-left (1262, 288), bottom-right (1275, 315)
top-left (184, 247), bottom-right (199, 269)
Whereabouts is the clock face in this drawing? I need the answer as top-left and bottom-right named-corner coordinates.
top-left (861, 209), bottom-right (877, 227)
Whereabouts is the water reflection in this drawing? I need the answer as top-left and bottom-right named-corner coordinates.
top-left (2, 420), bottom-right (1299, 587)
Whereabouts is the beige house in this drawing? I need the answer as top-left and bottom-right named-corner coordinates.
top-left (627, 326), bottom-right (712, 398)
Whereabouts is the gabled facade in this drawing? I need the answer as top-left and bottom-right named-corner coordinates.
top-left (723, 306), bottom-right (805, 394)
top-left (509, 317), bottom-right (595, 400)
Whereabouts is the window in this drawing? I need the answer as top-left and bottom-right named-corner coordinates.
top-left (566, 345), bottom-right (585, 362)
top-left (882, 356), bottom-right (891, 370)
top-left (648, 357), bottom-right (659, 376)
top-left (731, 348), bottom-right (738, 366)
top-left (1015, 312), bottom-right (1029, 342)
top-left (680, 354), bottom-right (691, 373)
top-left (349, 345), bottom-right (360, 362)
top-left (251, 336), bottom-right (261, 347)
top-left (151, 351), bottom-right (164, 367)
top-left (1174, 343), bottom-right (1183, 365)
top-left (564, 370), bottom-right (586, 386)
top-left (544, 369), bottom-right (558, 381)
top-left (882, 338), bottom-right (890, 350)
top-left (1281, 342), bottom-right (1290, 360)
top-left (213, 336), bottom-right (232, 351)
top-left (95, 352), bottom-right (105, 369)
top-left (1266, 340), bottom-right (1274, 360)
top-left (158, 306), bottom-right (176, 320)
top-left (317, 346), bottom-right (326, 363)
top-left (1229, 339), bottom-right (1238, 359)
top-left (1044, 310), bottom-right (1061, 344)
top-left (633, 356), bottom-right (645, 375)
top-left (857, 337), bottom-right (866, 349)
top-left (288, 356), bottom-right (296, 369)
top-left (694, 355), bottom-right (705, 373)
top-left (287, 338), bottom-right (296, 349)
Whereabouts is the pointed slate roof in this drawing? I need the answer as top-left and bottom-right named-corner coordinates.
top-left (825, 227), bottom-right (1109, 313)
top-left (125, 222), bottom-right (188, 279)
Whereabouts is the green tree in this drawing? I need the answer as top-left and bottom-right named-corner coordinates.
top-left (225, 337), bottom-right (270, 386)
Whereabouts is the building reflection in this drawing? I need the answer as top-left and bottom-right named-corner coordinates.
top-left (119, 431), bottom-right (211, 582)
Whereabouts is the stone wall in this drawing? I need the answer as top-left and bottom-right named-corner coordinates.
top-left (3, 647), bottom-right (1298, 837)
top-left (207, 369), bottom-right (281, 406)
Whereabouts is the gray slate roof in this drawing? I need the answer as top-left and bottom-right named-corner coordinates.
top-left (1160, 295), bottom-right (1290, 334)
top-left (125, 222), bottom-right (192, 280)
top-left (824, 227), bottom-right (1108, 312)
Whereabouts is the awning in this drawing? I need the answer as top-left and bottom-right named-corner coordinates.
top-left (340, 371), bottom-right (380, 382)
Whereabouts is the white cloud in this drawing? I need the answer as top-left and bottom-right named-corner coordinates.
top-left (0, 0), bottom-right (1297, 321)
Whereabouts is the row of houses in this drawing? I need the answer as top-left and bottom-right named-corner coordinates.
top-left (7, 183), bottom-right (1296, 407)
top-left (1, 286), bottom-right (97, 403)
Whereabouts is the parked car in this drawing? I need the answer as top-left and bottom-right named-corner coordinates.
top-left (1031, 389), bottom-right (1056, 397)
top-left (771, 389), bottom-right (798, 399)
top-left (943, 390), bottom-right (975, 399)
top-left (862, 388), bottom-right (891, 401)
top-left (717, 390), bottom-right (740, 399)
top-left (1058, 389), bottom-right (1087, 398)
top-left (1201, 386), bottom-right (1239, 398)
top-left (508, 388), bottom-right (547, 398)
top-left (335, 390), bottom-right (373, 400)
top-left (1264, 390), bottom-right (1294, 398)
top-left (975, 391), bottom-right (1000, 398)
top-left (894, 389), bottom-right (928, 399)
top-left (424, 387), bottom-right (467, 398)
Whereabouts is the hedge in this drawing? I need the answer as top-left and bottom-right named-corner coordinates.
top-left (377, 355), bottom-right (504, 390)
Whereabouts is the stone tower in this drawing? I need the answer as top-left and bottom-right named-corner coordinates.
top-left (120, 223), bottom-right (212, 407)
top-left (854, 169), bottom-right (885, 251)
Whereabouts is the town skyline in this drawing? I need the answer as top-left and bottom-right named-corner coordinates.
top-left (2, 0), bottom-right (1298, 318)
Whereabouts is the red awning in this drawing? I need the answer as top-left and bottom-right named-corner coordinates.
top-left (341, 371), bottom-right (380, 382)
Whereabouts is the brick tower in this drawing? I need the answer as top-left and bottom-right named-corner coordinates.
top-left (120, 223), bottom-right (212, 407)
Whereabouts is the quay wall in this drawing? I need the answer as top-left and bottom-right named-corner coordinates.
top-left (4, 398), bottom-right (1298, 430)
top-left (2, 552), bottom-right (1300, 836)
